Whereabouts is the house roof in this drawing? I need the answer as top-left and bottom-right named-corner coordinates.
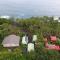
top-left (0, 16), bottom-right (10, 19)
top-left (53, 16), bottom-right (59, 20)
top-left (2, 35), bottom-right (20, 45)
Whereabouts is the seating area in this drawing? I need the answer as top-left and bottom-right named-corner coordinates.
top-left (44, 35), bottom-right (60, 50)
top-left (2, 34), bottom-right (37, 52)
top-left (22, 35), bottom-right (37, 52)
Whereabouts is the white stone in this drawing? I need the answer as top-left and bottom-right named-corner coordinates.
top-left (8, 49), bottom-right (12, 52)
top-left (2, 35), bottom-right (20, 47)
top-left (3, 44), bottom-right (19, 47)
top-left (27, 43), bottom-right (34, 52)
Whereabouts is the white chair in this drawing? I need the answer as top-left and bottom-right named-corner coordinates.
top-left (22, 35), bottom-right (28, 44)
top-left (27, 43), bottom-right (34, 52)
top-left (32, 35), bottom-right (37, 42)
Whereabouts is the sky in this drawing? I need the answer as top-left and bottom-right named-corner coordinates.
top-left (0, 0), bottom-right (60, 17)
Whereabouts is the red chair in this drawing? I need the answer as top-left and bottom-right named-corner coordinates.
top-left (50, 36), bottom-right (57, 42)
top-left (45, 41), bottom-right (60, 50)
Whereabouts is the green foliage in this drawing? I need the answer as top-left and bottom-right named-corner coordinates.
top-left (55, 38), bottom-right (60, 45)
top-left (0, 16), bottom-right (60, 60)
